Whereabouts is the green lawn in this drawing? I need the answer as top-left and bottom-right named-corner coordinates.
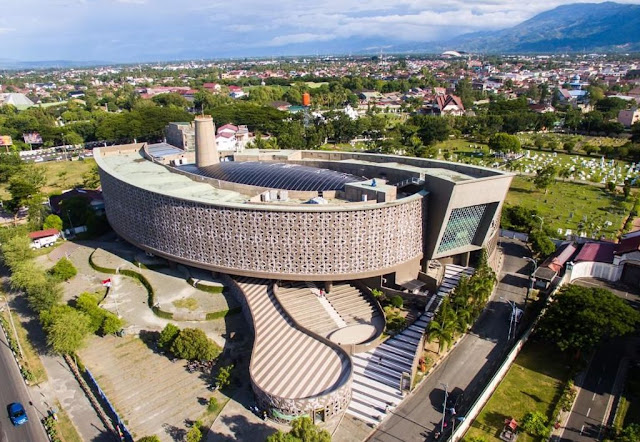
top-left (0, 158), bottom-right (95, 200)
top-left (505, 176), bottom-right (634, 240)
top-left (464, 343), bottom-right (571, 442)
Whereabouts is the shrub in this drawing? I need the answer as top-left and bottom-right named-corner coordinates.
top-left (158, 323), bottom-right (180, 349)
top-left (390, 295), bottom-right (403, 308)
top-left (185, 425), bottom-right (201, 442)
top-left (207, 397), bottom-right (219, 413)
top-left (170, 328), bottom-right (221, 361)
top-left (137, 437), bottom-right (161, 442)
top-left (74, 292), bottom-right (123, 336)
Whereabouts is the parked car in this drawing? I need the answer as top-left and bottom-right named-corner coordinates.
top-left (8, 402), bottom-right (28, 426)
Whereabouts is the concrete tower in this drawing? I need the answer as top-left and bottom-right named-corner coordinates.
top-left (195, 115), bottom-right (218, 167)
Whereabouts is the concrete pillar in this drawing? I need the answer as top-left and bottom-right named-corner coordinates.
top-left (195, 115), bottom-right (218, 168)
top-left (460, 251), bottom-right (470, 267)
top-left (324, 281), bottom-right (333, 294)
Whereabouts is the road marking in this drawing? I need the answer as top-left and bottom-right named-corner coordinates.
top-left (592, 392), bottom-right (597, 401)
top-left (580, 425), bottom-right (585, 435)
top-left (586, 408), bottom-right (591, 417)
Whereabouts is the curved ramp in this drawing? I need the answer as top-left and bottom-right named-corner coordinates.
top-left (235, 277), bottom-right (352, 422)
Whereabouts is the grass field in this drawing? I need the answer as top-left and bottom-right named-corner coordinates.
top-left (464, 343), bottom-right (571, 442)
top-left (0, 158), bottom-right (95, 200)
top-left (505, 176), bottom-right (634, 240)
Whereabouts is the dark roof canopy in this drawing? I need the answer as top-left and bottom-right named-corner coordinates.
top-left (190, 162), bottom-right (365, 191)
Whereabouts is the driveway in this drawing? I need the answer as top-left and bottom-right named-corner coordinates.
top-left (369, 238), bottom-right (532, 441)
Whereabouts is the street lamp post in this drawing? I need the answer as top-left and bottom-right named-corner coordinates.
top-left (441, 383), bottom-right (448, 433)
top-left (523, 257), bottom-right (538, 306)
top-left (532, 214), bottom-right (544, 231)
top-left (500, 296), bottom-right (518, 340)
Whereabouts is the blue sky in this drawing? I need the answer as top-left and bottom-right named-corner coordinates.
top-left (1, 0), bottom-right (639, 62)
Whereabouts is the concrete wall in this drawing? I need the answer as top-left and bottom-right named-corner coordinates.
top-left (568, 261), bottom-right (622, 282)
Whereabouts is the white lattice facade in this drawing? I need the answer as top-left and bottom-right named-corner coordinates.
top-left (99, 168), bottom-right (426, 280)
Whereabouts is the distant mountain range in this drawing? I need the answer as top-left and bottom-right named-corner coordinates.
top-left (398, 2), bottom-right (640, 54)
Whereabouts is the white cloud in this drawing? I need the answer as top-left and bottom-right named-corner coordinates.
top-left (1, 0), bottom-right (640, 60)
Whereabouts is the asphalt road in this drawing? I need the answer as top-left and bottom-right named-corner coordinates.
top-left (370, 238), bottom-right (532, 442)
top-left (557, 278), bottom-right (640, 442)
top-left (0, 324), bottom-right (48, 442)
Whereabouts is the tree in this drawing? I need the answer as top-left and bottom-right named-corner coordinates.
top-left (266, 416), bottom-right (331, 442)
top-left (82, 163), bottom-right (101, 189)
top-left (537, 285), bottom-right (640, 353)
top-left (185, 425), bottom-right (202, 442)
top-left (43, 214), bottom-right (63, 231)
top-left (521, 411), bottom-right (549, 438)
top-left (7, 165), bottom-right (46, 212)
top-left (563, 140), bottom-right (576, 153)
top-left (48, 257), bottom-right (77, 282)
top-left (607, 181), bottom-right (617, 193)
top-left (170, 328), bottom-right (221, 361)
top-left (215, 364), bottom-right (234, 389)
top-left (528, 230), bottom-right (556, 258)
top-left (40, 305), bottom-right (91, 354)
top-left (488, 133), bottom-right (521, 153)
top-left (427, 315), bottom-right (456, 354)
top-left (151, 93), bottom-right (188, 109)
top-left (623, 181), bottom-right (632, 199)
top-left (415, 116), bottom-right (450, 146)
top-left (533, 165), bottom-right (557, 194)
top-left (158, 323), bottom-right (180, 349)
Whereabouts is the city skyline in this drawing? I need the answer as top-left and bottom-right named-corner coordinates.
top-left (2, 0), bottom-right (640, 63)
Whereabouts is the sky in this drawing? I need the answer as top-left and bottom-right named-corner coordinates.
top-left (1, 0), bottom-right (639, 62)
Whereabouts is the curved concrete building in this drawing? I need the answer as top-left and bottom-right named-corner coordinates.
top-left (95, 143), bottom-right (513, 423)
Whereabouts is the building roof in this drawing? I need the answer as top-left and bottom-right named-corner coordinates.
top-left (217, 124), bottom-right (238, 134)
top-left (190, 161), bottom-right (366, 192)
top-left (49, 188), bottom-right (103, 214)
top-left (535, 242), bottom-right (578, 280)
top-left (28, 228), bottom-right (59, 240)
top-left (0, 93), bottom-right (35, 107)
top-left (615, 235), bottom-right (640, 255)
top-left (436, 94), bottom-right (464, 111)
top-left (574, 242), bottom-right (615, 263)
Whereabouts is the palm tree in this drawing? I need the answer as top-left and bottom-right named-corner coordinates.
top-left (427, 318), bottom-right (456, 354)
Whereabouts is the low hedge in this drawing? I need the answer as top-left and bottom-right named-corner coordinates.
top-left (88, 251), bottom-right (174, 320)
top-left (187, 278), bottom-right (224, 294)
top-left (205, 307), bottom-right (241, 320)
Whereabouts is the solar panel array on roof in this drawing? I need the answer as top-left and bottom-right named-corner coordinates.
top-left (187, 162), bottom-right (365, 191)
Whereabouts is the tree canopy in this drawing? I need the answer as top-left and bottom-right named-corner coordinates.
top-left (40, 305), bottom-right (91, 354)
top-left (266, 416), bottom-right (331, 442)
top-left (170, 328), bottom-right (221, 361)
top-left (537, 284), bottom-right (640, 353)
top-left (488, 133), bottom-right (522, 153)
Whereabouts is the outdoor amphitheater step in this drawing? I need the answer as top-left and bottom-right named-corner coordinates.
top-left (352, 379), bottom-right (403, 405)
top-left (352, 364), bottom-right (400, 389)
top-left (347, 402), bottom-right (382, 426)
top-left (353, 354), bottom-right (410, 376)
top-left (369, 347), bottom-right (413, 368)
top-left (384, 338), bottom-right (419, 353)
top-left (393, 334), bottom-right (421, 347)
top-left (351, 392), bottom-right (387, 414)
top-left (377, 342), bottom-right (415, 360)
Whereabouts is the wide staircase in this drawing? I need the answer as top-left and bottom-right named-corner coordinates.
top-left (276, 282), bottom-right (344, 336)
top-left (325, 283), bottom-right (379, 326)
top-left (346, 264), bottom-right (474, 426)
